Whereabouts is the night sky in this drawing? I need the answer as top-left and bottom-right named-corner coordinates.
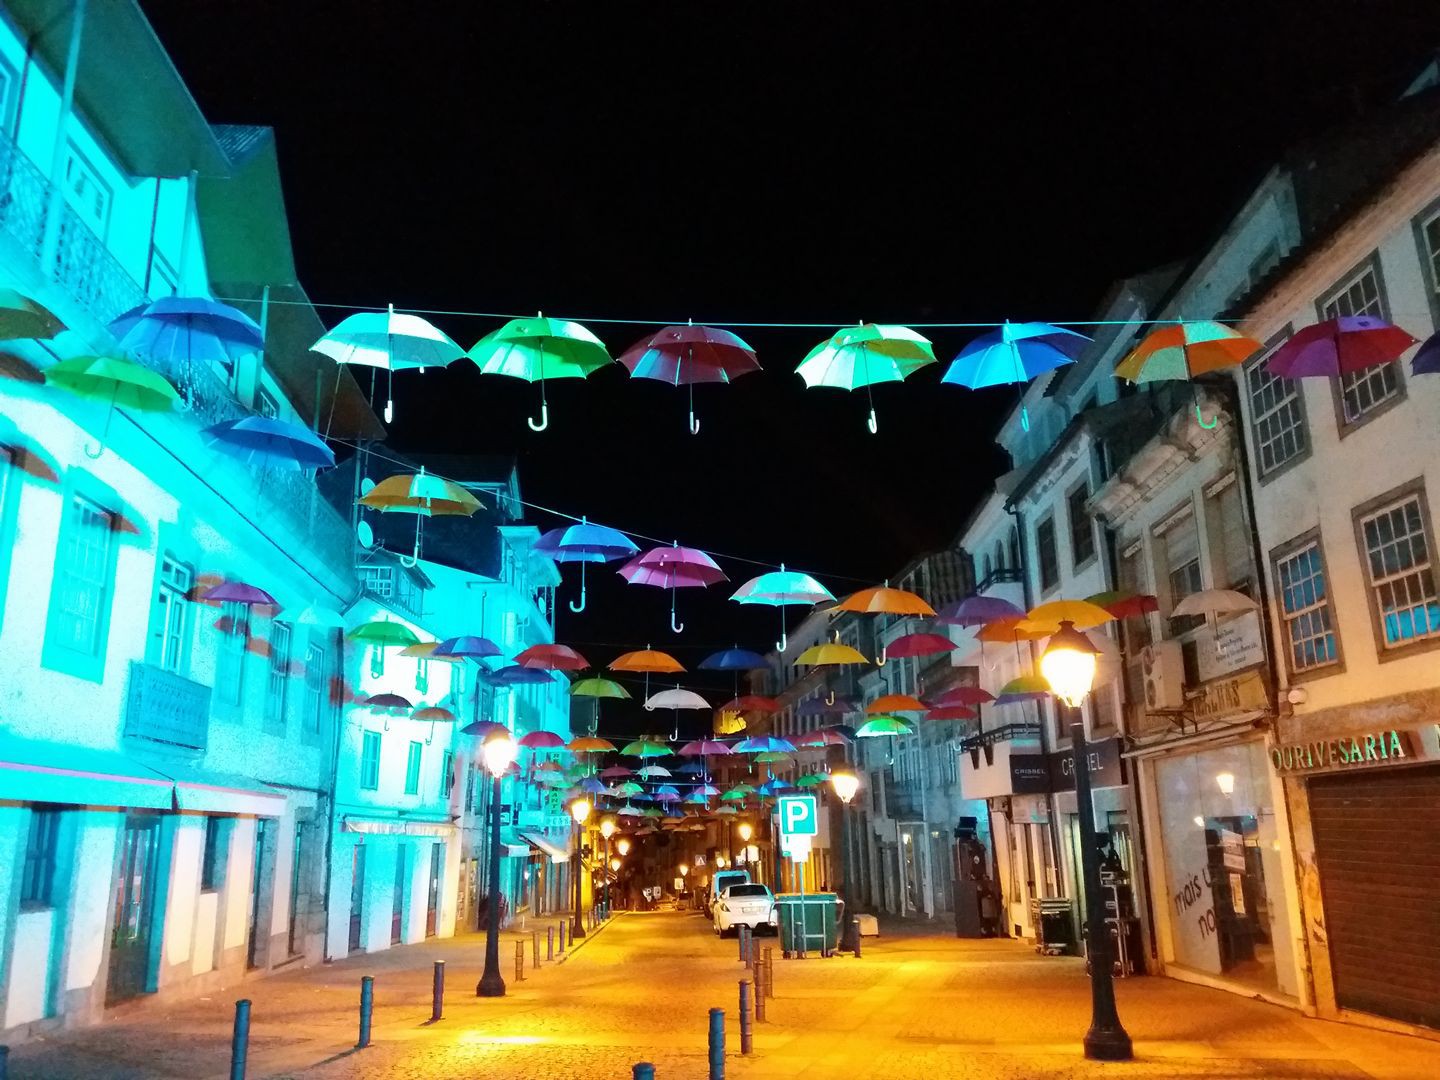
top-left (143, 1), bottom-right (1438, 700)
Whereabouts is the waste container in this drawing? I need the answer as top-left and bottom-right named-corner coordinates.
top-left (775, 892), bottom-right (839, 957)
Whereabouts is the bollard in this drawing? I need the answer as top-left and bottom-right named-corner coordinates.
top-left (559, 920), bottom-right (568, 953)
top-left (532, 930), bottom-right (540, 970)
top-left (739, 979), bottom-right (753, 1055)
top-left (707, 1007), bottom-right (725, 1080)
top-left (229, 999), bottom-right (251, 1080)
top-left (0, 1045), bottom-right (8, 1080)
top-left (632, 1065), bottom-right (656, 1080)
top-left (853, 919), bottom-right (863, 959)
top-left (431, 961), bottom-right (444, 1023)
top-left (515, 940), bottom-right (525, 981)
top-left (356, 975), bottom-right (374, 1049)
top-left (736, 925), bottom-right (748, 963)
top-left (763, 947), bottom-right (775, 999)
top-left (754, 959), bottom-right (767, 1022)
top-left (547, 924), bottom-right (555, 961)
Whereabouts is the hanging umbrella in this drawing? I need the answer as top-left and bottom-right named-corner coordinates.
top-left (1114, 320), bottom-right (1260, 425)
top-left (645, 688), bottom-right (710, 711)
top-left (618, 323), bottom-right (761, 434)
top-left (928, 686), bottom-right (994, 709)
top-left (515, 643), bottom-right (590, 671)
top-left (1411, 330), bottom-right (1440, 375)
top-left (619, 544), bottom-right (727, 634)
top-left (434, 636), bottom-right (503, 660)
top-left (856, 716), bottom-right (914, 737)
top-left (347, 620), bottom-right (421, 648)
top-left (45, 355), bottom-right (180, 456)
top-left (698, 647), bottom-right (769, 671)
top-left (364, 692), bottom-right (412, 711)
top-left (636, 766), bottom-right (672, 781)
top-left (518, 730), bottom-right (567, 749)
top-left (653, 785), bottom-right (682, 802)
top-left (1172, 589), bottom-right (1259, 618)
top-left (794, 639), bottom-right (869, 667)
top-left (203, 581), bottom-right (278, 608)
top-left (714, 804), bottom-right (741, 815)
top-left (1086, 590), bottom-right (1160, 619)
top-left (1266, 316), bottom-right (1417, 379)
top-left (694, 782), bottom-right (722, 796)
top-left (577, 776), bottom-right (608, 795)
top-left (996, 675), bottom-right (1050, 706)
top-left (797, 322), bottom-right (936, 433)
top-left (621, 739), bottom-right (671, 758)
top-left (572, 677), bottom-right (631, 699)
top-left (925, 705), bottom-right (977, 721)
top-left (720, 787), bottom-right (754, 801)
top-left (568, 735), bottom-right (617, 753)
top-left (753, 751), bottom-right (792, 765)
top-left (937, 595), bottom-right (1025, 626)
top-left (731, 565), bottom-right (835, 650)
top-left (794, 773), bottom-right (830, 787)
top-left (719, 695), bottom-right (780, 714)
top-left (202, 416), bottom-right (335, 472)
top-left (0, 289), bottom-right (64, 340)
top-left (610, 648), bottom-right (685, 673)
top-left (884, 632), bottom-right (956, 658)
top-left (866, 693), bottom-right (926, 714)
top-left (733, 736), bottom-right (796, 754)
top-left (311, 306), bottom-right (463, 423)
top-left (599, 765), bottom-right (633, 779)
top-left (536, 517), bottom-right (638, 613)
top-left (679, 739), bottom-right (732, 756)
top-left (836, 585), bottom-right (934, 617)
top-left (110, 296), bottom-right (264, 375)
top-left (489, 664), bottom-right (554, 686)
top-left (683, 790), bottom-right (712, 805)
top-left (469, 315), bottom-right (611, 431)
top-left (976, 618), bottom-right (1051, 644)
top-left (1027, 599), bottom-right (1115, 631)
top-left (357, 470), bottom-right (483, 564)
top-left (794, 727), bottom-right (851, 747)
top-left (943, 321), bottom-right (1089, 429)
top-left (796, 694), bottom-right (859, 716)
top-left (412, 706), bottom-right (456, 723)
top-left (399, 640), bottom-right (440, 659)
top-left (461, 719), bottom-right (510, 739)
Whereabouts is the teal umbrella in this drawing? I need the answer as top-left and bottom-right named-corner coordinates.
top-left (796, 323), bottom-right (935, 433)
top-left (469, 315), bottom-right (611, 431)
top-left (731, 565), bottom-right (835, 651)
top-left (311, 305), bottom-right (464, 423)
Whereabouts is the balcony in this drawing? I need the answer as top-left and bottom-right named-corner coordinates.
top-left (957, 722), bottom-right (1045, 800)
top-left (124, 661), bottom-right (212, 751)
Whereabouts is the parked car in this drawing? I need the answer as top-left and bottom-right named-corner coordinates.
top-left (713, 883), bottom-right (778, 937)
top-left (706, 868), bottom-right (750, 915)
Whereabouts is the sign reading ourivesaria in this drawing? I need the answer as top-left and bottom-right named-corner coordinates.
top-left (1270, 729), bottom-right (1410, 774)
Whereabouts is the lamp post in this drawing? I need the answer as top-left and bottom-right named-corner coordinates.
top-left (678, 862), bottom-right (689, 897)
top-left (830, 769), bottom-right (861, 952)
top-left (1040, 620), bottom-right (1132, 1061)
top-left (599, 817), bottom-right (616, 916)
top-left (569, 796), bottom-right (592, 939)
top-left (476, 731), bottom-right (517, 997)
top-left (736, 821), bottom-right (754, 874)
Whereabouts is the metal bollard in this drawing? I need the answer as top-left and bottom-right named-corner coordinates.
top-left (0, 1045), bottom-right (8, 1080)
top-left (754, 961), bottom-right (767, 1022)
top-left (632, 1065), bottom-right (656, 1080)
top-left (431, 961), bottom-right (444, 1022)
top-left (532, 930), bottom-right (540, 970)
top-left (737, 925), bottom-right (747, 963)
top-left (559, 920), bottom-right (568, 953)
top-left (547, 924), bottom-right (555, 960)
top-left (515, 940), bottom-right (525, 981)
top-left (229, 999), bottom-right (251, 1080)
top-left (853, 920), bottom-right (863, 959)
top-left (763, 947), bottom-right (775, 998)
top-left (357, 975), bottom-right (373, 1049)
top-left (708, 1007), bottom-right (725, 1080)
top-left (739, 979), bottom-right (753, 1055)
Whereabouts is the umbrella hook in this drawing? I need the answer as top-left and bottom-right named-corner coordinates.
top-left (825, 690), bottom-right (836, 706)
top-left (670, 588), bottom-right (684, 634)
top-left (776, 628), bottom-right (788, 653)
top-left (528, 398), bottom-right (550, 432)
top-left (1195, 403), bottom-right (1218, 430)
top-left (568, 562), bottom-right (588, 613)
top-left (688, 381), bottom-right (700, 435)
top-left (425, 719), bottom-right (436, 746)
top-left (398, 518), bottom-right (421, 568)
top-left (875, 644), bottom-right (887, 668)
top-left (867, 405), bottom-right (878, 435)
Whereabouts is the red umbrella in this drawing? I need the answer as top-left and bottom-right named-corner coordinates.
top-left (925, 705), bottom-right (977, 721)
top-left (884, 632), bottom-right (957, 658)
top-left (928, 686), bottom-right (995, 708)
top-left (1086, 591), bottom-right (1159, 619)
top-left (619, 543), bottom-right (727, 633)
top-left (518, 730), bottom-right (567, 749)
top-left (515, 643), bottom-right (590, 670)
top-left (618, 323), bottom-right (760, 434)
top-left (720, 695), bottom-right (781, 713)
top-left (1266, 316), bottom-right (1417, 378)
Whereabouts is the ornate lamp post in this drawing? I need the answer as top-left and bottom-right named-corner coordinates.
top-left (598, 816), bottom-right (616, 915)
top-left (1040, 621), bottom-right (1132, 1061)
top-left (830, 769), bottom-right (861, 951)
top-left (476, 730), bottom-right (518, 997)
top-left (569, 796), bottom-right (592, 939)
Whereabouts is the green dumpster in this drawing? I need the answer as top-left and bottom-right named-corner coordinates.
top-left (775, 893), bottom-right (839, 957)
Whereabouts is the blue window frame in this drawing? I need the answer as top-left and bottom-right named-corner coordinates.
top-left (42, 481), bottom-right (121, 682)
top-left (20, 807), bottom-right (62, 908)
top-left (404, 741), bottom-right (423, 795)
top-left (360, 731), bottom-right (382, 791)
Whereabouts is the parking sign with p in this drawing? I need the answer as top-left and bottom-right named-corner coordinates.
top-left (777, 794), bottom-right (817, 837)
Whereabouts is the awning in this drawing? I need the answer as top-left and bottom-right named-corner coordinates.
top-left (153, 763), bottom-right (287, 817)
top-left (0, 739), bottom-right (173, 809)
top-left (342, 814), bottom-right (456, 838)
top-left (520, 830), bottom-right (571, 862)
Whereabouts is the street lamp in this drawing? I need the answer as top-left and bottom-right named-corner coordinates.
top-left (830, 769), bottom-right (861, 952)
top-left (476, 730), bottom-right (517, 997)
top-left (569, 796), bottom-right (592, 939)
top-left (610, 857), bottom-right (621, 872)
top-left (1040, 620), bottom-right (1132, 1061)
top-left (598, 817), bottom-right (616, 916)
top-left (616, 836), bottom-right (631, 857)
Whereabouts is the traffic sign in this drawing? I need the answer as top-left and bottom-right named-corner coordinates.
top-left (776, 794), bottom-right (818, 836)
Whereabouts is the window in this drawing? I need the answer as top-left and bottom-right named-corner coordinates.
top-left (1067, 483), bottom-right (1095, 568)
top-left (1415, 201), bottom-right (1440, 321)
top-left (1036, 516), bottom-right (1059, 592)
top-left (415, 657), bottom-right (429, 695)
top-left (20, 808), bottom-right (61, 907)
top-left (201, 817), bottom-right (226, 891)
top-left (266, 621), bottom-right (291, 733)
top-left (1246, 332), bottom-right (1307, 476)
top-left (441, 750), bottom-right (455, 797)
top-left (0, 53), bottom-right (18, 135)
top-left (465, 765), bottom-right (476, 813)
top-left (63, 145), bottom-right (111, 236)
top-left (404, 741), bottom-right (423, 795)
top-left (1206, 477), bottom-right (1252, 594)
top-left (1274, 536), bottom-right (1339, 674)
top-left (215, 600), bottom-right (248, 706)
top-left (46, 494), bottom-right (116, 675)
top-left (1355, 487), bottom-right (1440, 650)
top-left (152, 556), bottom-right (192, 672)
top-left (360, 731), bottom-right (382, 791)
top-left (1160, 508), bottom-right (1203, 636)
top-left (1322, 262), bottom-right (1401, 425)
top-left (303, 642), bottom-right (327, 737)
top-left (257, 389), bottom-right (279, 419)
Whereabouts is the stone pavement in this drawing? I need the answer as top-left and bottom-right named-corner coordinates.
top-left (6, 911), bottom-right (1439, 1079)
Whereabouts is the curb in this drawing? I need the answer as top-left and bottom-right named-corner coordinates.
top-left (556, 911), bottom-right (619, 965)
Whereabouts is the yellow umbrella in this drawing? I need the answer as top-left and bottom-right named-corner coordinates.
top-left (1026, 599), bottom-right (1114, 631)
top-left (794, 640), bottom-right (869, 666)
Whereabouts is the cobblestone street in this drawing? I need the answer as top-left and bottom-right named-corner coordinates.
top-left (7, 911), bottom-right (1438, 1079)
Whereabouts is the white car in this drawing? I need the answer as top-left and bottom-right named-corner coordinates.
top-left (713, 883), bottom-right (778, 937)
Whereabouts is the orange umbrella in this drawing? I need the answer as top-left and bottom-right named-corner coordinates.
top-left (609, 647), bottom-right (684, 673)
top-left (357, 469), bottom-right (483, 564)
top-left (835, 585), bottom-right (934, 616)
top-left (976, 618), bottom-right (1051, 644)
top-left (1027, 599), bottom-right (1114, 631)
top-left (867, 693), bottom-right (926, 714)
top-left (568, 735), bottom-right (617, 753)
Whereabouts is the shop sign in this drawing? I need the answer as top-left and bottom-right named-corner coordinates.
top-left (1191, 668), bottom-right (1269, 724)
top-left (1196, 610), bottom-right (1266, 683)
top-left (1009, 754), bottom-right (1051, 794)
top-left (1271, 728), bottom-right (1411, 775)
top-left (1048, 736), bottom-right (1125, 791)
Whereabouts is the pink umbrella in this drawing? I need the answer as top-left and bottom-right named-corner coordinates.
top-left (515, 643), bottom-right (590, 670)
top-left (679, 739), bottom-right (732, 756)
top-left (618, 323), bottom-right (760, 434)
top-left (599, 765), bottom-right (634, 779)
top-left (518, 730), bottom-right (566, 749)
top-left (1266, 316), bottom-right (1417, 378)
top-left (885, 632), bottom-right (957, 658)
top-left (618, 543), bottom-right (727, 633)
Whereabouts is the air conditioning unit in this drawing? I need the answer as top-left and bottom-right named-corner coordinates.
top-left (1142, 641), bottom-right (1185, 710)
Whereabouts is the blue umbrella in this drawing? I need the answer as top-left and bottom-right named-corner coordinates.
top-left (535, 517), bottom-right (639, 613)
top-left (675, 760), bottom-right (707, 775)
top-left (698, 647), bottom-right (769, 671)
top-left (202, 416), bottom-right (335, 471)
top-left (434, 636), bottom-right (503, 660)
top-left (942, 321), bottom-right (1090, 429)
top-left (110, 296), bottom-right (264, 373)
top-left (489, 665), bottom-right (554, 686)
top-left (577, 776), bottom-right (607, 795)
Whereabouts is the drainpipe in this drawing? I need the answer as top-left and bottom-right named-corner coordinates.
top-left (38, 0), bottom-right (86, 276)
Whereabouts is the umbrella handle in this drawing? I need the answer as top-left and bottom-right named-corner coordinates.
top-left (689, 411), bottom-right (701, 435)
top-left (825, 690), bottom-right (835, 706)
top-left (875, 644), bottom-right (887, 668)
top-left (776, 628), bottom-right (788, 653)
top-left (426, 719), bottom-right (436, 746)
top-left (867, 404), bottom-right (878, 434)
top-left (1195, 402), bottom-right (1218, 429)
top-left (397, 521), bottom-right (420, 567)
top-left (528, 400), bottom-right (550, 432)
top-left (670, 607), bottom-right (685, 634)
top-left (568, 563), bottom-right (588, 613)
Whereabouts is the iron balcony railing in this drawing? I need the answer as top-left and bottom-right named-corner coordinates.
top-left (124, 661), bottom-right (212, 751)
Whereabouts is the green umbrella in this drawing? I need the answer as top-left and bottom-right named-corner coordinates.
top-left (346, 620), bottom-right (420, 648)
top-left (620, 738), bottom-right (671, 758)
top-left (796, 323), bottom-right (935, 433)
top-left (642, 807), bottom-right (664, 819)
top-left (615, 781), bottom-right (644, 796)
top-left (571, 677), bottom-right (630, 699)
top-left (795, 773), bottom-right (830, 788)
top-left (469, 315), bottom-right (611, 431)
top-left (754, 751), bottom-right (792, 764)
top-left (855, 716), bottom-right (914, 737)
top-left (720, 789), bottom-right (749, 802)
top-left (46, 355), bottom-right (180, 457)
top-left (0, 290), bottom-right (64, 340)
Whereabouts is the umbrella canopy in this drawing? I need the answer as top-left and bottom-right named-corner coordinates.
top-left (1027, 599), bottom-right (1115, 631)
top-left (620, 545), bottom-right (726, 633)
top-left (515, 643), bottom-right (590, 670)
top-left (719, 695), bottom-right (780, 713)
top-left (412, 706), bottom-right (456, 723)
top-left (996, 675), bottom-right (1050, 705)
top-left (645, 688), bottom-right (710, 710)
top-left (399, 640), bottom-right (441, 658)
top-left (1266, 317), bottom-right (1417, 379)
top-left (461, 720), bottom-right (510, 739)
top-left (1086, 590), bottom-right (1160, 619)
top-left (679, 739), bottom-right (732, 756)
top-left (347, 620), bottom-right (421, 647)
top-left (1411, 330), bottom-right (1440, 375)
top-left (699, 647), bottom-right (769, 671)
top-left (469, 315), bottom-right (611, 431)
top-left (311, 307), bottom-right (463, 423)
top-left (1113, 321), bottom-right (1259, 383)
top-left (571, 677), bottom-right (631, 699)
top-left (111, 296), bottom-right (264, 369)
top-left (204, 581), bottom-right (278, 607)
top-left (753, 751), bottom-right (792, 765)
top-left (683, 790), bottom-right (712, 805)
top-left (732, 565), bottom-right (835, 650)
top-left (943, 321), bottom-right (1089, 388)
top-left (599, 765), bottom-right (633, 778)
top-left (636, 765), bottom-right (672, 779)
top-left (617, 323), bottom-right (760, 433)
top-left (794, 773), bottom-right (830, 788)
top-left (536, 517), bottom-right (638, 614)
top-left (797, 323), bottom-right (936, 432)
top-left (836, 585), bottom-right (934, 616)
top-left (925, 705), bottom-right (978, 721)
top-left (794, 641), bottom-right (869, 666)
top-left (364, 692), bottom-right (412, 711)
top-left (519, 730), bottom-right (567, 749)
top-left (856, 716), bottom-right (915, 737)
top-left (489, 665), bottom-right (554, 686)
top-left (578, 776), bottom-right (608, 795)
top-left (866, 693), bottom-right (926, 714)
top-left (733, 736), bottom-right (796, 754)
top-left (0, 290), bottom-right (64, 340)
top-left (610, 648), bottom-right (684, 673)
top-left (568, 735), bottom-right (617, 753)
top-left (937, 595), bottom-right (1025, 626)
top-left (358, 471), bottom-right (482, 517)
top-left (46, 355), bottom-right (179, 413)
top-left (434, 636), bottom-right (503, 659)
top-left (884, 632), bottom-right (956, 658)
top-left (653, 784), bottom-right (682, 802)
top-left (1172, 589), bottom-right (1259, 618)
top-left (621, 739), bottom-right (671, 758)
top-left (794, 727), bottom-right (852, 747)
top-left (796, 694), bottom-right (859, 716)
top-left (977, 618), bottom-right (1052, 644)
top-left (202, 416), bottom-right (335, 472)
top-left (928, 686), bottom-right (995, 708)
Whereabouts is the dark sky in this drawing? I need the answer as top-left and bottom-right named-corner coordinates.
top-left (144, 1), bottom-right (1438, 702)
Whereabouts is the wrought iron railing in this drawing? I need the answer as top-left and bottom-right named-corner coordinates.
top-left (124, 661), bottom-right (212, 751)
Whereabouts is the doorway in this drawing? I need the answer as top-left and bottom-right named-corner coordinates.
top-left (248, 818), bottom-right (272, 969)
top-left (107, 814), bottom-right (161, 1004)
top-left (391, 845), bottom-right (407, 945)
top-left (425, 842), bottom-right (443, 937)
top-left (287, 821), bottom-right (305, 957)
top-left (348, 842), bottom-right (365, 953)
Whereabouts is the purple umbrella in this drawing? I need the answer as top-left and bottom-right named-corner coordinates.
top-left (460, 719), bottom-right (509, 738)
top-left (536, 516), bottom-right (639, 614)
top-left (617, 323), bottom-right (760, 434)
top-left (433, 635), bottom-right (502, 659)
top-left (202, 416), bottom-right (335, 472)
top-left (1266, 316), bottom-right (1417, 378)
top-left (204, 581), bottom-right (278, 607)
top-left (1411, 330), bottom-right (1440, 376)
top-left (796, 694), bottom-right (858, 717)
top-left (110, 296), bottom-right (264, 372)
top-left (937, 595), bottom-right (1025, 626)
top-left (653, 784), bottom-right (682, 802)
top-left (488, 664), bottom-right (554, 685)
top-left (618, 543), bottom-right (727, 633)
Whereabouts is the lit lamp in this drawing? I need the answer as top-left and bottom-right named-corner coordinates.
top-left (598, 817), bottom-right (617, 916)
top-left (1215, 772), bottom-right (1236, 796)
top-left (616, 837), bottom-right (632, 857)
top-left (738, 822), bottom-right (754, 842)
top-left (1040, 621), bottom-right (1131, 1061)
top-left (831, 768), bottom-right (862, 952)
top-left (569, 796), bottom-right (591, 939)
top-left (610, 857), bottom-right (621, 872)
top-left (476, 731), bottom-right (518, 997)
top-left (830, 769), bottom-right (860, 805)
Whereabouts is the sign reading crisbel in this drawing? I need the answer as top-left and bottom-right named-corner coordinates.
top-left (1270, 729), bottom-right (1410, 774)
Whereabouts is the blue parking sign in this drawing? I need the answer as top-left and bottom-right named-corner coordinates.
top-left (777, 794), bottom-right (818, 836)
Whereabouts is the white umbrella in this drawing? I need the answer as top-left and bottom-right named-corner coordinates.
top-left (1173, 589), bottom-right (1258, 618)
top-left (311, 305), bottom-right (464, 422)
top-left (645, 688), bottom-right (711, 711)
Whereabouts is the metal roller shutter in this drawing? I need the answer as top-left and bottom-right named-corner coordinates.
top-left (1308, 763), bottom-right (1440, 1029)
